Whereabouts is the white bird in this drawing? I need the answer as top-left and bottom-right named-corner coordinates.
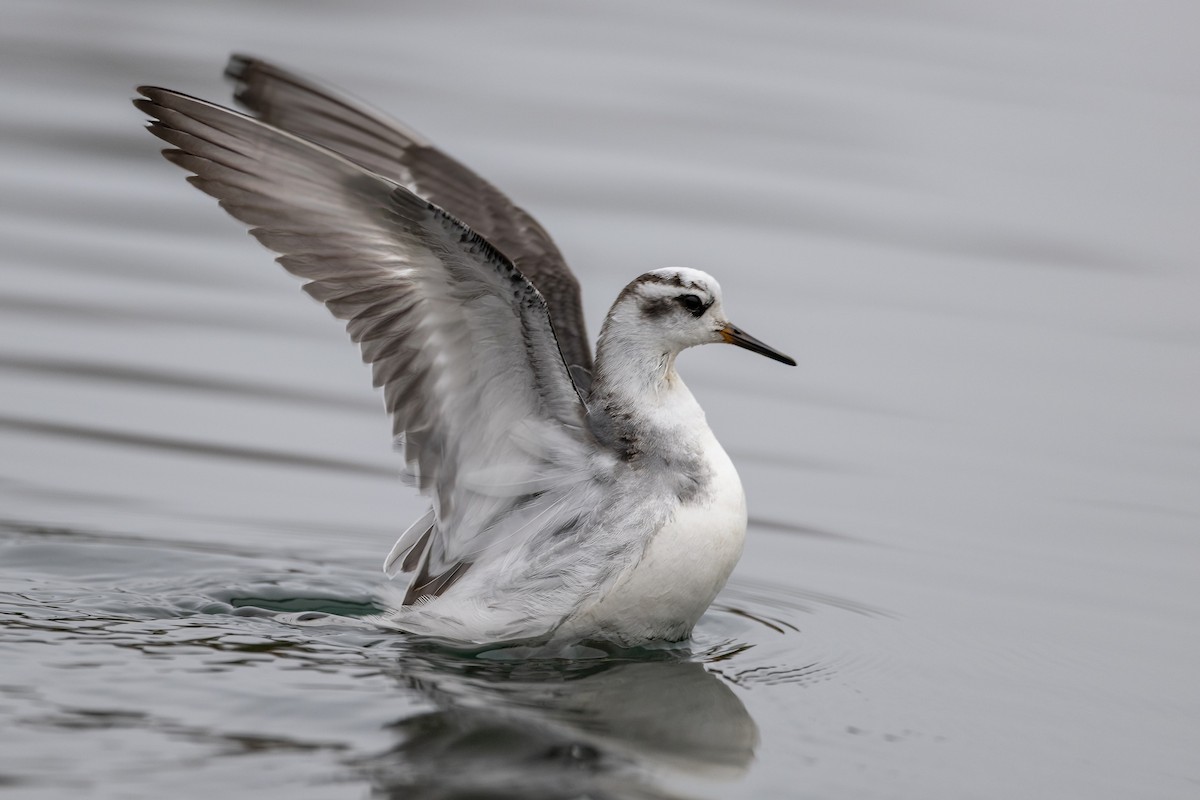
top-left (134, 56), bottom-right (795, 648)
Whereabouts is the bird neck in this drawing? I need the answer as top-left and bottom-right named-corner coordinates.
top-left (589, 321), bottom-right (705, 459)
top-left (592, 312), bottom-right (684, 401)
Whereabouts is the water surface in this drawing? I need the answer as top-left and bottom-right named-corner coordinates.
top-left (2, 1), bottom-right (1198, 797)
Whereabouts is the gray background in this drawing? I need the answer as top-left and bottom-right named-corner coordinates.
top-left (1, 1), bottom-right (1197, 798)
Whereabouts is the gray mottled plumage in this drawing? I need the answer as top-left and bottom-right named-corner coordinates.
top-left (134, 60), bottom-right (794, 647)
top-left (223, 55), bottom-right (593, 382)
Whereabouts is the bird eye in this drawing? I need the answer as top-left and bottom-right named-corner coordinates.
top-left (677, 294), bottom-right (705, 316)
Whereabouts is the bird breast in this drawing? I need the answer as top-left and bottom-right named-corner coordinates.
top-left (564, 424), bottom-right (748, 644)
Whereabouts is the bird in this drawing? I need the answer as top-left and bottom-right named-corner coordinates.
top-left (133, 56), bottom-right (795, 649)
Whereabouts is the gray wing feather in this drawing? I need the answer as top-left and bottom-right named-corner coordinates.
top-left (223, 55), bottom-right (593, 380)
top-left (383, 507), bottom-right (435, 578)
top-left (135, 87), bottom-right (592, 585)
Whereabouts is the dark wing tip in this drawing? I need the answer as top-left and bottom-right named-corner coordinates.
top-left (132, 93), bottom-right (170, 130)
top-left (224, 53), bottom-right (297, 114)
top-left (224, 53), bottom-right (255, 81)
top-left (133, 86), bottom-right (195, 114)
top-left (133, 86), bottom-right (164, 106)
top-left (224, 53), bottom-right (261, 106)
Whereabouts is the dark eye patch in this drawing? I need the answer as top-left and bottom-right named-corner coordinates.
top-left (677, 293), bottom-right (705, 317)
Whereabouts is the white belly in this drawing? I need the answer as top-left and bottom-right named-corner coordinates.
top-left (567, 433), bottom-right (748, 644)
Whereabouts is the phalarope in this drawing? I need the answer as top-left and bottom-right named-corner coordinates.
top-left (135, 56), bottom-right (795, 647)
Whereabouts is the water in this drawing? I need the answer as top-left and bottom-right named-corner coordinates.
top-left (2, 1), bottom-right (1198, 797)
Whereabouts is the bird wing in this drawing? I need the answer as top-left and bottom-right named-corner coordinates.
top-left (223, 55), bottom-right (593, 383)
top-left (135, 87), bottom-right (595, 588)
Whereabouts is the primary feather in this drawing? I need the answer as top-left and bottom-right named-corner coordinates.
top-left (222, 55), bottom-right (593, 383)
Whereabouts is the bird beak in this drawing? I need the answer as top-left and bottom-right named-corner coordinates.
top-left (718, 323), bottom-right (796, 366)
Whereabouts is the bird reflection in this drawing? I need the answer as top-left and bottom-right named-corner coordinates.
top-left (355, 648), bottom-right (758, 799)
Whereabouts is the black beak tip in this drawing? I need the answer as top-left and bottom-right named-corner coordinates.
top-left (721, 323), bottom-right (796, 367)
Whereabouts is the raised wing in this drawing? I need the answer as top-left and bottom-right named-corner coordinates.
top-left (134, 87), bottom-right (593, 590)
top-left (223, 55), bottom-right (594, 383)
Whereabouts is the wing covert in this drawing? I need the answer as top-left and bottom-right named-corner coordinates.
top-left (223, 55), bottom-right (594, 380)
top-left (134, 86), bottom-right (592, 571)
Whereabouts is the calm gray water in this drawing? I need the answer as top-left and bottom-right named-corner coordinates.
top-left (2, 1), bottom-right (1198, 797)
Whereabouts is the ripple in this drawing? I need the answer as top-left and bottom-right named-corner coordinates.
top-left (0, 415), bottom-right (395, 477)
top-left (0, 353), bottom-right (374, 413)
top-left (692, 576), bottom-right (895, 688)
top-left (0, 521), bottom-right (893, 796)
top-left (718, 576), bottom-right (891, 620)
top-left (2, 529), bottom-right (903, 800)
top-left (0, 293), bottom-right (315, 337)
